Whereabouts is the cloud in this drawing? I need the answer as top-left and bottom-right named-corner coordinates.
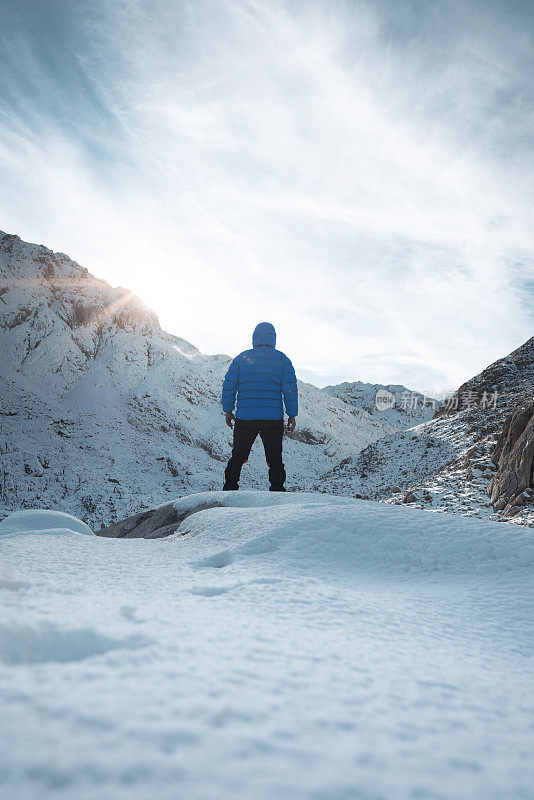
top-left (0, 0), bottom-right (532, 390)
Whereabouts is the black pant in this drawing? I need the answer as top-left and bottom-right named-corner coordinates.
top-left (224, 419), bottom-right (286, 491)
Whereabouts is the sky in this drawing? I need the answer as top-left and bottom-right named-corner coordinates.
top-left (0, 0), bottom-right (533, 393)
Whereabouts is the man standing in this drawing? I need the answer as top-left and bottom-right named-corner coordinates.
top-left (221, 322), bottom-right (298, 491)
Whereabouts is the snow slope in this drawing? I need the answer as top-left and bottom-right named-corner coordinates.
top-left (1, 492), bottom-right (533, 800)
top-left (0, 231), bottom-right (394, 527)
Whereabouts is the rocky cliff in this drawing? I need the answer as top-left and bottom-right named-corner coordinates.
top-left (489, 401), bottom-right (534, 516)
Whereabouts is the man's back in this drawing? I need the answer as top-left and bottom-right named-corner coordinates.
top-left (221, 322), bottom-right (298, 421)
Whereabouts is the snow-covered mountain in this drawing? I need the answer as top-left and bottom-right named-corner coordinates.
top-left (321, 336), bottom-right (534, 526)
top-left (1, 231), bottom-right (398, 528)
top-left (324, 381), bottom-right (437, 431)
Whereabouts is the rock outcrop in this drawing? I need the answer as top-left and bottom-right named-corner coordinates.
top-left (98, 497), bottom-right (223, 538)
top-left (489, 401), bottom-right (534, 516)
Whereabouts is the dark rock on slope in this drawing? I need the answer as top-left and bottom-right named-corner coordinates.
top-left (489, 401), bottom-right (534, 516)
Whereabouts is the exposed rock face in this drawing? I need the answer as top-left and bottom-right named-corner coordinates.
top-left (489, 402), bottom-right (534, 516)
top-left (98, 498), bottom-right (222, 538)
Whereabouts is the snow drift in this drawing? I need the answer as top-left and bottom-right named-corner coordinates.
top-left (0, 509), bottom-right (94, 537)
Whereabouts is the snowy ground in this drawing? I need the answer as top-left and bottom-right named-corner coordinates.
top-left (1, 492), bottom-right (533, 800)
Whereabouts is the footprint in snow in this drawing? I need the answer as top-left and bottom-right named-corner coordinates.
top-left (191, 550), bottom-right (234, 569)
top-left (190, 577), bottom-right (281, 597)
top-left (191, 536), bottom-right (280, 571)
top-left (120, 605), bottom-right (146, 623)
top-left (0, 622), bottom-right (152, 665)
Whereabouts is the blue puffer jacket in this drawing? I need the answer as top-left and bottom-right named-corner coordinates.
top-left (221, 322), bottom-right (298, 420)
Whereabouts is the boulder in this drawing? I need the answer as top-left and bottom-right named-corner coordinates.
top-left (98, 498), bottom-right (222, 538)
top-left (488, 400), bottom-right (534, 516)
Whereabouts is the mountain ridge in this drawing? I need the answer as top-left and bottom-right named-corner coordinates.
top-left (324, 380), bottom-right (437, 431)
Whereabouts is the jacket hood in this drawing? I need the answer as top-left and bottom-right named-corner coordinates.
top-left (252, 322), bottom-right (276, 348)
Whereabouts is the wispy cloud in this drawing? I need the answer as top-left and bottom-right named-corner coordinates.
top-left (1, 0), bottom-right (532, 390)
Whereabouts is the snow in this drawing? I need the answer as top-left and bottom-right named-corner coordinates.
top-left (1, 491), bottom-right (533, 799)
top-left (0, 509), bottom-right (94, 537)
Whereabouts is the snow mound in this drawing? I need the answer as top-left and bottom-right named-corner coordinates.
top-left (166, 491), bottom-right (534, 581)
top-left (0, 509), bottom-right (94, 537)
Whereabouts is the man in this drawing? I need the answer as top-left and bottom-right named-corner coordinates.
top-left (221, 322), bottom-right (298, 491)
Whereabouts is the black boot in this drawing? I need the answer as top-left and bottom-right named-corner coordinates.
top-left (223, 466), bottom-right (240, 491)
top-left (223, 458), bottom-right (243, 490)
